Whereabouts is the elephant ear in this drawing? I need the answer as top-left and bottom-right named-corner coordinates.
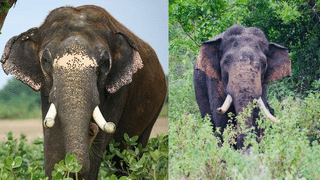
top-left (106, 31), bottom-right (143, 93)
top-left (195, 32), bottom-right (224, 80)
top-left (1, 27), bottom-right (42, 91)
top-left (264, 43), bottom-right (291, 84)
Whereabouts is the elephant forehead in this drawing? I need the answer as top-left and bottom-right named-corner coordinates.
top-left (53, 53), bottom-right (97, 70)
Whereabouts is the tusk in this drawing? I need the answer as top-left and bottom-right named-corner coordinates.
top-left (44, 103), bottom-right (56, 128)
top-left (92, 106), bottom-right (116, 134)
top-left (257, 97), bottom-right (280, 123)
top-left (217, 94), bottom-right (232, 114)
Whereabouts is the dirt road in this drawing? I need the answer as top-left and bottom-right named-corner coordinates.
top-left (0, 118), bottom-right (168, 142)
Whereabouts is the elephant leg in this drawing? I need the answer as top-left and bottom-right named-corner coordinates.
top-left (88, 130), bottom-right (112, 180)
top-left (41, 91), bottom-right (65, 179)
top-left (193, 68), bottom-right (214, 126)
top-left (43, 123), bottom-right (65, 179)
top-left (136, 102), bottom-right (163, 147)
top-left (207, 76), bottom-right (230, 143)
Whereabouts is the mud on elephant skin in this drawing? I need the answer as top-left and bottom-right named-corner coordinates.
top-left (1, 5), bottom-right (167, 179)
top-left (194, 25), bottom-right (291, 150)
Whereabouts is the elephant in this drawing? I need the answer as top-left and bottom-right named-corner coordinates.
top-left (193, 25), bottom-right (291, 150)
top-left (0, 5), bottom-right (167, 179)
top-left (0, 0), bottom-right (17, 31)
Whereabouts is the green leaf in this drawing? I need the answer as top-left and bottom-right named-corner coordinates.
top-left (150, 150), bottom-right (160, 161)
top-left (12, 156), bottom-right (22, 168)
top-left (124, 133), bottom-right (129, 142)
top-left (4, 156), bottom-right (13, 169)
top-left (7, 131), bottom-right (13, 141)
top-left (109, 143), bottom-right (115, 152)
top-left (131, 135), bottom-right (138, 142)
top-left (52, 171), bottom-right (63, 180)
top-left (116, 149), bottom-right (123, 158)
top-left (135, 147), bottom-right (140, 156)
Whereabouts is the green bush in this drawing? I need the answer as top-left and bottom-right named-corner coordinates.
top-left (0, 132), bottom-right (45, 180)
top-left (99, 133), bottom-right (168, 179)
top-left (0, 132), bottom-right (168, 179)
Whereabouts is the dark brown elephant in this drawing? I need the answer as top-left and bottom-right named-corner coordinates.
top-left (1, 5), bottom-right (167, 179)
top-left (194, 25), bottom-right (291, 149)
top-left (0, 0), bottom-right (17, 31)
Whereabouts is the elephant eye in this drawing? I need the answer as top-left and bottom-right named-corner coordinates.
top-left (233, 41), bottom-right (239, 47)
top-left (223, 54), bottom-right (233, 67)
top-left (97, 50), bottom-right (111, 76)
top-left (99, 51), bottom-right (111, 67)
top-left (41, 48), bottom-right (53, 64)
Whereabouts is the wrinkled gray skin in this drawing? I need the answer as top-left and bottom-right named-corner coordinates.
top-left (1, 5), bottom-right (167, 179)
top-left (194, 25), bottom-right (291, 149)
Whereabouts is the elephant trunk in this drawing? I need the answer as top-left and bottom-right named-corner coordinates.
top-left (50, 67), bottom-right (100, 177)
top-left (58, 96), bottom-right (91, 176)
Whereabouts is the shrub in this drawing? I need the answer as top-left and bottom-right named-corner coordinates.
top-left (0, 132), bottom-right (168, 179)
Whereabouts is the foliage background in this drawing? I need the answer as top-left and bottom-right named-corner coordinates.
top-left (169, 0), bottom-right (320, 179)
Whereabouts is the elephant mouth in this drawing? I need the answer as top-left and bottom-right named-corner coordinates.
top-left (43, 103), bottom-right (116, 133)
top-left (217, 94), bottom-right (279, 123)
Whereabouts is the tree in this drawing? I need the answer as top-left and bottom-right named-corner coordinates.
top-left (242, 0), bottom-right (320, 95)
top-left (0, 0), bottom-right (17, 32)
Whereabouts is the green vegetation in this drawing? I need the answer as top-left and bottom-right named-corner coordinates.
top-left (0, 132), bottom-right (45, 179)
top-left (0, 77), bottom-right (41, 119)
top-left (0, 132), bottom-right (168, 179)
top-left (169, 0), bottom-right (320, 179)
top-left (99, 133), bottom-right (168, 179)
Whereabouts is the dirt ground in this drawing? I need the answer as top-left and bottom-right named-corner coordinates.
top-left (0, 118), bottom-right (168, 142)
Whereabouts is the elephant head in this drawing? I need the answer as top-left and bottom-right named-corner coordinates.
top-left (194, 25), bottom-right (291, 149)
top-left (0, 0), bottom-right (17, 31)
top-left (1, 5), bottom-right (167, 179)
